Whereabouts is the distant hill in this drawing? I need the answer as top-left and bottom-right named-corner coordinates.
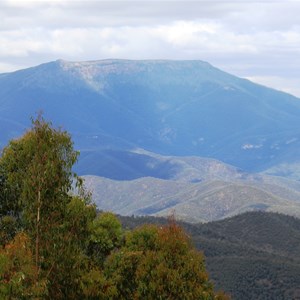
top-left (85, 174), bottom-right (300, 222)
top-left (76, 148), bottom-right (245, 181)
top-left (119, 211), bottom-right (300, 300)
top-left (83, 151), bottom-right (300, 222)
top-left (2, 59), bottom-right (300, 177)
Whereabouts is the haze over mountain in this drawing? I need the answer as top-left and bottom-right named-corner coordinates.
top-left (1, 59), bottom-right (300, 177)
top-left (2, 59), bottom-right (300, 221)
top-left (83, 151), bottom-right (300, 222)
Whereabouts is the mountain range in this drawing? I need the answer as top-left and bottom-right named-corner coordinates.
top-left (83, 150), bottom-right (300, 222)
top-left (2, 59), bottom-right (300, 221)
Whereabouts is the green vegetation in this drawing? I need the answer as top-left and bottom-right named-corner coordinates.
top-left (0, 117), bottom-right (227, 299)
top-left (120, 212), bottom-right (300, 300)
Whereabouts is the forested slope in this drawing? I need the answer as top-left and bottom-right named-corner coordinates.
top-left (120, 211), bottom-right (300, 300)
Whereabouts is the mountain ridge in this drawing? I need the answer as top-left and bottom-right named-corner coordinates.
top-left (2, 59), bottom-right (300, 220)
top-left (82, 151), bottom-right (300, 222)
top-left (2, 59), bottom-right (300, 175)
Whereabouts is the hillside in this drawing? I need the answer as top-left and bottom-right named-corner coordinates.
top-left (119, 211), bottom-right (300, 300)
top-left (86, 174), bottom-right (300, 222)
top-left (3, 59), bottom-right (300, 221)
top-left (83, 152), bottom-right (300, 222)
top-left (2, 59), bottom-right (300, 177)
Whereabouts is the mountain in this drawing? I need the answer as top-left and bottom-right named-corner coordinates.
top-left (3, 59), bottom-right (300, 221)
top-left (84, 171), bottom-right (300, 223)
top-left (119, 211), bottom-right (300, 300)
top-left (1, 59), bottom-right (300, 177)
top-left (83, 151), bottom-right (300, 222)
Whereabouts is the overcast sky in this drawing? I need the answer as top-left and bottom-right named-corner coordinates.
top-left (1, 0), bottom-right (300, 97)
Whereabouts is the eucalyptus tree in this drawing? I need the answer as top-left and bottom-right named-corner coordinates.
top-left (0, 116), bottom-right (229, 299)
top-left (0, 116), bottom-right (95, 298)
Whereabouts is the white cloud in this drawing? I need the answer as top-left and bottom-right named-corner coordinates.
top-left (0, 1), bottom-right (300, 97)
top-left (246, 75), bottom-right (300, 98)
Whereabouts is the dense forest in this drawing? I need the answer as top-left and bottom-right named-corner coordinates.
top-left (0, 117), bottom-right (228, 299)
top-left (120, 212), bottom-right (300, 300)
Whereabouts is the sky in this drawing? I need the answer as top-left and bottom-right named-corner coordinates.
top-left (1, 0), bottom-right (300, 97)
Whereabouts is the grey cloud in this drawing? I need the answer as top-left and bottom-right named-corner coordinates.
top-left (1, 1), bottom-right (299, 31)
top-left (0, 1), bottom-right (249, 29)
top-left (0, 0), bottom-right (300, 97)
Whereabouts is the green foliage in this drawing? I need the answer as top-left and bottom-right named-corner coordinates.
top-left (105, 250), bottom-right (142, 299)
top-left (43, 197), bottom-right (96, 299)
top-left (0, 215), bottom-right (17, 246)
top-left (0, 116), bottom-right (92, 299)
top-left (0, 116), bottom-right (227, 299)
top-left (125, 224), bottom-right (159, 252)
top-left (80, 267), bottom-right (117, 299)
top-left (0, 161), bottom-right (20, 221)
top-left (0, 232), bottom-right (47, 299)
top-left (120, 212), bottom-right (300, 300)
top-left (0, 116), bottom-right (77, 218)
top-left (65, 196), bottom-right (97, 249)
top-left (89, 212), bottom-right (122, 266)
top-left (105, 221), bottom-right (226, 300)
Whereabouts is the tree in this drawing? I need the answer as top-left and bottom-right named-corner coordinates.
top-left (88, 212), bottom-right (123, 266)
top-left (0, 215), bottom-right (17, 247)
top-left (0, 116), bottom-right (229, 299)
top-left (105, 221), bottom-right (229, 300)
top-left (0, 232), bottom-right (47, 299)
top-left (0, 116), bottom-right (94, 299)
